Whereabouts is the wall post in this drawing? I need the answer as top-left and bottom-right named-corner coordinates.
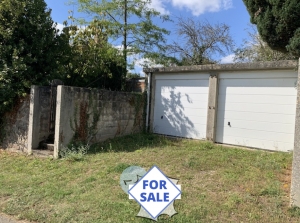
top-left (145, 72), bottom-right (151, 131)
top-left (149, 73), bottom-right (156, 132)
top-left (206, 73), bottom-right (219, 142)
top-left (53, 85), bottom-right (64, 159)
top-left (27, 86), bottom-right (40, 155)
top-left (291, 59), bottom-right (300, 206)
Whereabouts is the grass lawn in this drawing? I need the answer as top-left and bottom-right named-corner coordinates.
top-left (1, 133), bottom-right (300, 222)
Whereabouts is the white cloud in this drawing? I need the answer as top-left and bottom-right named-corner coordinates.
top-left (170, 0), bottom-right (232, 16)
top-left (150, 0), bottom-right (170, 15)
top-left (128, 57), bottom-right (164, 77)
top-left (129, 57), bottom-right (148, 77)
top-left (55, 23), bottom-right (64, 34)
top-left (220, 54), bottom-right (235, 64)
top-left (149, 0), bottom-right (233, 16)
top-left (223, 0), bottom-right (233, 10)
top-left (132, 64), bottom-right (145, 76)
top-left (54, 22), bottom-right (87, 35)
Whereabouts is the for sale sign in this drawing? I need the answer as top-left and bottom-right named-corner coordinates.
top-left (128, 166), bottom-right (181, 219)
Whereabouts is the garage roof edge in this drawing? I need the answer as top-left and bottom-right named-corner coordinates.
top-left (143, 60), bottom-right (298, 73)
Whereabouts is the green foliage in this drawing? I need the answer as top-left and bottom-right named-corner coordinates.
top-left (243, 0), bottom-right (300, 56)
top-left (93, 133), bottom-right (171, 153)
top-left (289, 207), bottom-right (300, 217)
top-left (60, 20), bottom-right (126, 90)
top-left (234, 24), bottom-right (296, 63)
top-left (59, 144), bottom-right (90, 161)
top-left (73, 0), bottom-right (170, 70)
top-left (109, 163), bottom-right (132, 173)
top-left (126, 72), bottom-right (140, 78)
top-left (0, 0), bottom-right (68, 114)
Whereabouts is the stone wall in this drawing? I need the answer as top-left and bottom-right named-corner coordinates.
top-left (54, 86), bottom-right (145, 157)
top-left (1, 96), bottom-right (30, 152)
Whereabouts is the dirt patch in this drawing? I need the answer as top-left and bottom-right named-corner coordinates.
top-left (0, 212), bottom-right (32, 223)
top-left (278, 165), bottom-right (292, 196)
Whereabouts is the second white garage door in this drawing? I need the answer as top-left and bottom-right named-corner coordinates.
top-left (216, 70), bottom-right (297, 152)
top-left (153, 74), bottom-right (209, 139)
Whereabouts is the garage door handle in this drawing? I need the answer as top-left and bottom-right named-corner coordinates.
top-left (161, 116), bottom-right (163, 119)
top-left (228, 122), bottom-right (231, 126)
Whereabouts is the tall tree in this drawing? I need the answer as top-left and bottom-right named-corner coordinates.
top-left (60, 20), bottom-right (125, 90)
top-left (234, 25), bottom-right (296, 63)
top-left (74, 0), bottom-right (170, 74)
top-left (243, 0), bottom-right (300, 56)
top-left (167, 17), bottom-right (234, 66)
top-left (0, 0), bottom-right (67, 114)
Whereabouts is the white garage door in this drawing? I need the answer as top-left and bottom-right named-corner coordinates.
top-left (153, 74), bottom-right (209, 139)
top-left (216, 71), bottom-right (297, 152)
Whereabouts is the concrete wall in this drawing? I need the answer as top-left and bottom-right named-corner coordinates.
top-left (1, 86), bottom-right (51, 153)
top-left (27, 86), bottom-right (51, 153)
top-left (1, 96), bottom-right (30, 153)
top-left (54, 86), bottom-right (145, 158)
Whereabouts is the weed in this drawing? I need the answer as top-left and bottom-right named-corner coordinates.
top-left (289, 206), bottom-right (300, 217)
top-left (259, 181), bottom-right (281, 196)
top-left (84, 177), bottom-right (97, 183)
top-left (202, 141), bottom-right (214, 150)
top-left (110, 163), bottom-right (132, 173)
top-left (184, 156), bottom-right (198, 169)
top-left (59, 144), bottom-right (89, 161)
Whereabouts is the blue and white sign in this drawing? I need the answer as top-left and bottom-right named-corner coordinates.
top-left (128, 166), bottom-right (181, 219)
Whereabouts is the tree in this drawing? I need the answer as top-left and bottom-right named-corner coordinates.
top-left (73, 0), bottom-right (170, 74)
top-left (234, 25), bottom-right (296, 63)
top-left (0, 0), bottom-right (67, 114)
top-left (60, 20), bottom-right (125, 90)
top-left (242, 0), bottom-right (300, 56)
top-left (167, 17), bottom-right (234, 66)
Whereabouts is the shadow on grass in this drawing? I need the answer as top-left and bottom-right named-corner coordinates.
top-left (87, 133), bottom-right (179, 154)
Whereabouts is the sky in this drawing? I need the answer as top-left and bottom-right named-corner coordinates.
top-left (45, 0), bottom-right (253, 75)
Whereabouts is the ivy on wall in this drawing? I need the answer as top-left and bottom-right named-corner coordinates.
top-left (70, 92), bottom-right (101, 146)
top-left (69, 90), bottom-right (146, 147)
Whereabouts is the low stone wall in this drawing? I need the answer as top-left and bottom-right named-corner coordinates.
top-left (1, 96), bottom-right (30, 152)
top-left (54, 86), bottom-right (145, 157)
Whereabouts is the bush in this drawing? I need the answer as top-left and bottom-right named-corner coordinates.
top-left (59, 144), bottom-right (90, 162)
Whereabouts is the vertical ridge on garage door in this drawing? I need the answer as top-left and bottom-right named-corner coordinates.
top-left (153, 74), bottom-right (209, 139)
top-left (216, 70), bottom-right (297, 152)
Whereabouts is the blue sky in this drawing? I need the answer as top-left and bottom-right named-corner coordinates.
top-left (45, 0), bottom-right (253, 74)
